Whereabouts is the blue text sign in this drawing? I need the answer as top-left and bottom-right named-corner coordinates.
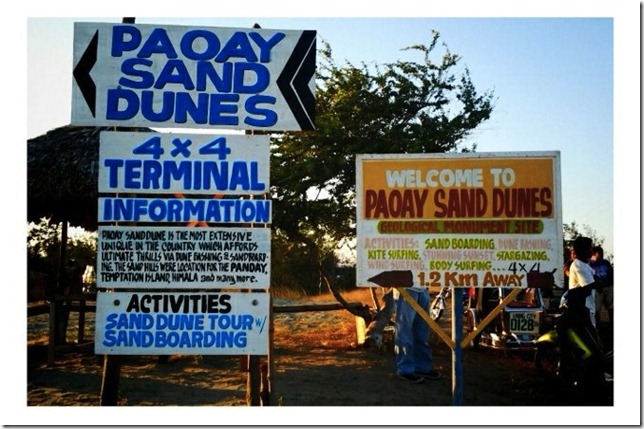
top-left (72, 22), bottom-right (316, 130)
top-left (95, 291), bottom-right (269, 355)
top-left (99, 131), bottom-right (270, 195)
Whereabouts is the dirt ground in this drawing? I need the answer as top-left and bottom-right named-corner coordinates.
top-left (23, 288), bottom-right (617, 424)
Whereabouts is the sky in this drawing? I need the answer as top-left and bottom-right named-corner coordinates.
top-left (25, 13), bottom-right (629, 258)
top-left (9, 0), bottom-right (642, 425)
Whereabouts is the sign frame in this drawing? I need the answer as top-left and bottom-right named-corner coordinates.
top-left (355, 151), bottom-right (563, 289)
top-left (95, 291), bottom-right (270, 355)
top-left (98, 131), bottom-right (270, 195)
top-left (72, 22), bottom-right (316, 131)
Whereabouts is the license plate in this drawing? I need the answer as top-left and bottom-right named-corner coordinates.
top-left (508, 312), bottom-right (539, 334)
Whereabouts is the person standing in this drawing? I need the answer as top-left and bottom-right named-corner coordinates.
top-left (589, 246), bottom-right (613, 325)
top-left (557, 237), bottom-right (606, 399)
top-left (394, 286), bottom-right (442, 383)
top-left (567, 237), bottom-right (598, 327)
top-left (563, 247), bottom-right (575, 291)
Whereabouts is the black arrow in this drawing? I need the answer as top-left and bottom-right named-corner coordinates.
top-left (73, 30), bottom-right (98, 117)
top-left (367, 270), bottom-right (414, 288)
top-left (276, 30), bottom-right (316, 131)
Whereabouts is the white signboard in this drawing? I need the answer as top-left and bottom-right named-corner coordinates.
top-left (95, 291), bottom-right (269, 355)
top-left (99, 131), bottom-right (270, 195)
top-left (356, 152), bottom-right (563, 289)
top-left (97, 226), bottom-right (270, 289)
top-left (72, 22), bottom-right (316, 131)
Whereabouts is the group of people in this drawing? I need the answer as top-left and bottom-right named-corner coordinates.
top-left (393, 235), bottom-right (613, 384)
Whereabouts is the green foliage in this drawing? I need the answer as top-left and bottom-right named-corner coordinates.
top-left (563, 221), bottom-right (610, 261)
top-left (27, 218), bottom-right (97, 291)
top-left (563, 221), bottom-right (605, 250)
top-left (27, 218), bottom-right (61, 268)
top-left (270, 229), bottom-right (347, 296)
top-left (270, 231), bottom-right (316, 296)
top-left (270, 31), bottom-right (495, 291)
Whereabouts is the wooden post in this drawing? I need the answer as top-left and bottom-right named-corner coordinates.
top-left (246, 355), bottom-right (261, 406)
top-left (242, 115), bottom-right (270, 406)
top-left (78, 298), bottom-right (86, 342)
top-left (100, 355), bottom-right (121, 406)
top-left (452, 288), bottom-right (464, 406)
top-left (266, 293), bottom-right (275, 405)
top-left (47, 299), bottom-right (56, 365)
top-left (460, 288), bottom-right (522, 348)
top-left (97, 15), bottom-right (134, 407)
top-left (55, 221), bottom-right (69, 345)
top-left (260, 363), bottom-right (270, 406)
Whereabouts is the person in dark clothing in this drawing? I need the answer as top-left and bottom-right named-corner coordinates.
top-left (589, 246), bottom-right (613, 325)
top-left (563, 247), bottom-right (575, 292)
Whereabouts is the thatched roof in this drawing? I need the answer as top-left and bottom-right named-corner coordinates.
top-left (27, 125), bottom-right (149, 230)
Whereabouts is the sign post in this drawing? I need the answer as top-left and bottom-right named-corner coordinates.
top-left (356, 152), bottom-right (563, 405)
top-left (452, 287), bottom-right (463, 406)
top-left (71, 20), bottom-right (317, 406)
top-left (72, 22), bottom-right (315, 131)
top-left (93, 132), bottom-right (273, 356)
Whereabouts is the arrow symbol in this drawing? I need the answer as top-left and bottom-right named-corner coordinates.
top-left (277, 30), bottom-right (316, 131)
top-left (73, 30), bottom-right (98, 117)
top-left (367, 270), bottom-right (414, 288)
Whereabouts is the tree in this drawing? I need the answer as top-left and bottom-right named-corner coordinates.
top-left (27, 218), bottom-right (97, 298)
top-left (563, 221), bottom-right (610, 261)
top-left (28, 218), bottom-right (97, 344)
top-left (270, 31), bottom-right (495, 329)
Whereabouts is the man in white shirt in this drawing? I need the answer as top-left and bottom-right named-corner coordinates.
top-left (566, 236), bottom-right (598, 327)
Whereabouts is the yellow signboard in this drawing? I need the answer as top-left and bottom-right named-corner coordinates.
top-left (356, 152), bottom-right (563, 288)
